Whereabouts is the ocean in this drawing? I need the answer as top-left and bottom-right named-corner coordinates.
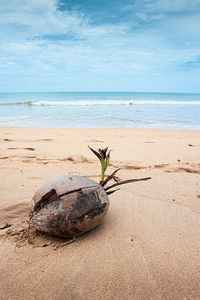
top-left (0, 92), bottom-right (200, 130)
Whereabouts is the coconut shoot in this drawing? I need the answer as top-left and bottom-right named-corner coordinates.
top-left (88, 146), bottom-right (151, 194)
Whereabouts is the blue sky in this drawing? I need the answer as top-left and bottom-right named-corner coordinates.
top-left (0, 0), bottom-right (200, 92)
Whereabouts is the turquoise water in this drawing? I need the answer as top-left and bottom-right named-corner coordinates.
top-left (0, 92), bottom-right (200, 129)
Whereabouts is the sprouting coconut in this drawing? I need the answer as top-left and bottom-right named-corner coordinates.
top-left (30, 147), bottom-right (151, 237)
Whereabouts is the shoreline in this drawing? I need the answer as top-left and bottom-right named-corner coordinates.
top-left (1, 125), bottom-right (200, 131)
top-left (1, 91), bottom-right (200, 130)
top-left (0, 126), bottom-right (200, 299)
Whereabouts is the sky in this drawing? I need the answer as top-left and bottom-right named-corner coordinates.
top-left (0, 0), bottom-right (200, 92)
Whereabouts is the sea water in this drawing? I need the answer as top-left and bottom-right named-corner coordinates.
top-left (0, 92), bottom-right (200, 129)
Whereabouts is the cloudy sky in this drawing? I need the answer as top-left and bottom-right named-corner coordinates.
top-left (0, 0), bottom-right (200, 92)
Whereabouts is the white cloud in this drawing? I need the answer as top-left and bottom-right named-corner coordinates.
top-left (0, 0), bottom-right (200, 92)
top-left (132, 0), bottom-right (200, 13)
top-left (0, 0), bottom-right (89, 39)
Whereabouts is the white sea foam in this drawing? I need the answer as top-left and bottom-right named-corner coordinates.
top-left (6, 99), bottom-right (200, 106)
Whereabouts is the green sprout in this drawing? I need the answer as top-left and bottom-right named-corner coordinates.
top-left (88, 146), bottom-right (111, 183)
top-left (89, 145), bottom-right (151, 193)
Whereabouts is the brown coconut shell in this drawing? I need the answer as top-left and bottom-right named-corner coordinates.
top-left (30, 175), bottom-right (109, 237)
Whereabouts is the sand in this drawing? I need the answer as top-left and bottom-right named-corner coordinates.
top-left (0, 127), bottom-right (200, 299)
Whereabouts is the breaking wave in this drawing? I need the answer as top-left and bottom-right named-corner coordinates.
top-left (1, 100), bottom-right (200, 106)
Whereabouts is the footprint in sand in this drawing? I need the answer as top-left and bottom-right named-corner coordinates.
top-left (22, 156), bottom-right (36, 163)
top-left (122, 164), bottom-right (146, 170)
top-left (154, 163), bottom-right (200, 174)
top-left (60, 155), bottom-right (92, 164)
top-left (154, 164), bottom-right (169, 169)
top-left (87, 139), bottom-right (104, 143)
top-left (7, 147), bottom-right (35, 151)
top-left (173, 167), bottom-right (200, 174)
top-left (24, 147), bottom-right (35, 151)
top-left (37, 138), bottom-right (52, 141)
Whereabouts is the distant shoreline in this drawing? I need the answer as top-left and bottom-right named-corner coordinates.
top-left (0, 126), bottom-right (200, 132)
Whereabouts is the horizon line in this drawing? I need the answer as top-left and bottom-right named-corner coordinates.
top-left (1, 91), bottom-right (200, 94)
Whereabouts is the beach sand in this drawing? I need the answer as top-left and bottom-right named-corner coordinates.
top-left (0, 127), bottom-right (200, 299)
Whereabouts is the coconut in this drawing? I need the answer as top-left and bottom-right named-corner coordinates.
top-left (30, 175), bottom-right (109, 237)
